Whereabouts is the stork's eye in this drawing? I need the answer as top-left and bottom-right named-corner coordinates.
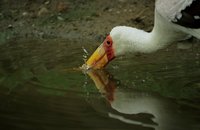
top-left (104, 35), bottom-right (113, 47)
top-left (106, 41), bottom-right (111, 46)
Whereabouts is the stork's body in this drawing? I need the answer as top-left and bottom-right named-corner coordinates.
top-left (86, 0), bottom-right (200, 69)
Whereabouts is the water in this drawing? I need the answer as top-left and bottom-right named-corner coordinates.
top-left (0, 39), bottom-right (200, 130)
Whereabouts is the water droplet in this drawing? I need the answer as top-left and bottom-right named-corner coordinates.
top-left (82, 46), bottom-right (89, 55)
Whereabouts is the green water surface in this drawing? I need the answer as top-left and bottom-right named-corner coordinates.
top-left (0, 39), bottom-right (200, 130)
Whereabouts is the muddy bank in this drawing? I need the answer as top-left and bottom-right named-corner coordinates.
top-left (0, 0), bottom-right (154, 44)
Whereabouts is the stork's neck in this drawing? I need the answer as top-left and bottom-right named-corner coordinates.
top-left (132, 27), bottom-right (175, 53)
top-left (110, 26), bottom-right (171, 56)
top-left (127, 28), bottom-right (169, 53)
top-left (111, 12), bottom-right (189, 56)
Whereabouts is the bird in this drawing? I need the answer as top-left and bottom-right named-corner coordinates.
top-left (85, 0), bottom-right (200, 69)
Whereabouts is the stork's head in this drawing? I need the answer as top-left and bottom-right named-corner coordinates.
top-left (86, 35), bottom-right (115, 69)
top-left (86, 26), bottom-right (133, 69)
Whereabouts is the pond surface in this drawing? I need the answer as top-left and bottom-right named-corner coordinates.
top-left (0, 39), bottom-right (200, 130)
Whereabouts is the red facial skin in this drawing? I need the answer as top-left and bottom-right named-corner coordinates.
top-left (102, 36), bottom-right (115, 101)
top-left (103, 35), bottom-right (115, 62)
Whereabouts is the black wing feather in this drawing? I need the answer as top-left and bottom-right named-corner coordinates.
top-left (173, 0), bottom-right (200, 29)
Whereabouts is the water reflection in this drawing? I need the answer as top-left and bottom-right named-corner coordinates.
top-left (86, 69), bottom-right (199, 130)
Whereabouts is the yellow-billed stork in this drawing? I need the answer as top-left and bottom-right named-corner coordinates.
top-left (85, 0), bottom-right (200, 69)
